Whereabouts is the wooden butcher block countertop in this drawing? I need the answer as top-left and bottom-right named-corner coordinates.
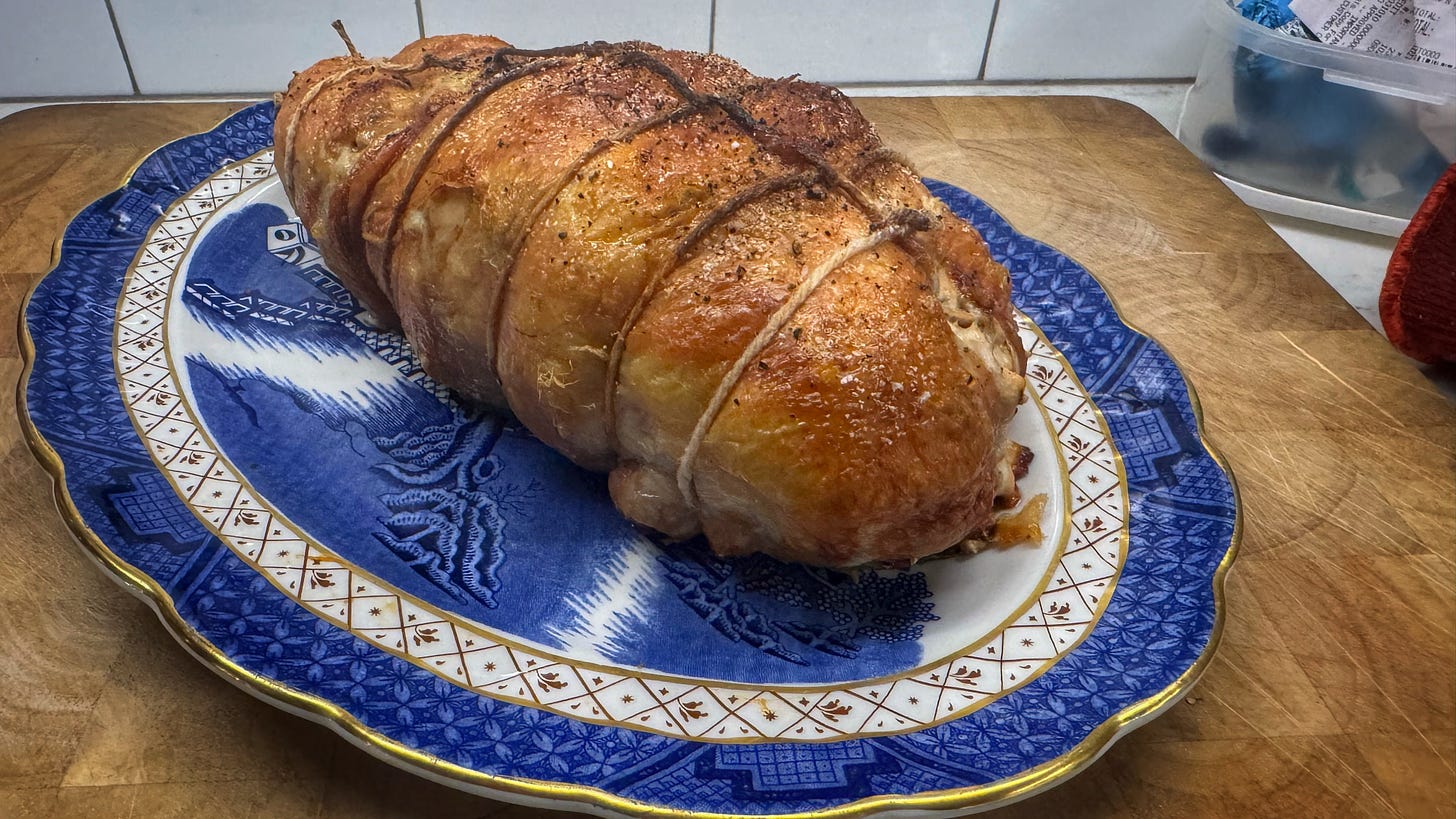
top-left (0, 99), bottom-right (1451, 818)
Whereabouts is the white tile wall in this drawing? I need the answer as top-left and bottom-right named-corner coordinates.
top-left (0, 1), bottom-right (1222, 98)
top-left (713, 0), bottom-right (996, 83)
top-left (983, 0), bottom-right (1210, 80)
top-left (111, 0), bottom-right (421, 94)
top-left (422, 0), bottom-right (712, 52)
top-left (0, 0), bottom-right (133, 97)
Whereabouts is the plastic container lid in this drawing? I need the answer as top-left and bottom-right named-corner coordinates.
top-left (1204, 0), bottom-right (1456, 105)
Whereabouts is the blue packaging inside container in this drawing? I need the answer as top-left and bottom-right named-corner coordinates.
top-left (1178, 0), bottom-right (1456, 229)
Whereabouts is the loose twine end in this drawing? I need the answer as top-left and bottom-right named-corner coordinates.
top-left (332, 19), bottom-right (361, 58)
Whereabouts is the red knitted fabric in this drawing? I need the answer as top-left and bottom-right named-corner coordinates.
top-left (1381, 163), bottom-right (1456, 365)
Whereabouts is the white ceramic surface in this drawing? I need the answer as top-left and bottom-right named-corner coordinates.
top-left (110, 0), bottom-right (421, 94)
top-left (0, 0), bottom-right (133, 97)
top-left (421, 0), bottom-right (712, 53)
top-left (983, 0), bottom-right (1210, 80)
top-left (1, 1), bottom-right (1230, 98)
top-left (711, 0), bottom-right (996, 83)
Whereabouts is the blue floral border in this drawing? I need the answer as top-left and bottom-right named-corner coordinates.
top-left (22, 102), bottom-right (1236, 816)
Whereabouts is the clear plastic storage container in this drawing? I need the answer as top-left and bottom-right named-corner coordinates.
top-left (1178, 0), bottom-right (1456, 232)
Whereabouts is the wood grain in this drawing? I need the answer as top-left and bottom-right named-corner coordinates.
top-left (1, 98), bottom-right (1452, 818)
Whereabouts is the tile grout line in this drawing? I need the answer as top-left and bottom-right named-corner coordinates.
top-left (708, 0), bottom-right (718, 53)
top-left (103, 0), bottom-right (141, 96)
top-left (978, 0), bottom-right (1002, 81)
top-left (414, 0), bottom-right (426, 39)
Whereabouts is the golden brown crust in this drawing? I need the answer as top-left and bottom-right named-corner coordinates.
top-left (275, 35), bottom-right (510, 327)
top-left (275, 35), bottom-right (1028, 568)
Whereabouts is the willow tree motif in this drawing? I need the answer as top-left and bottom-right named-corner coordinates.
top-left (660, 546), bottom-right (938, 665)
top-left (754, 567), bottom-right (939, 656)
top-left (184, 216), bottom-right (519, 607)
top-left (659, 552), bottom-right (807, 665)
top-left (262, 220), bottom-right (524, 607)
top-left (373, 419), bottom-right (512, 607)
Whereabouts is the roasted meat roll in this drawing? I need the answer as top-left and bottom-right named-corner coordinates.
top-left (275, 33), bottom-right (1029, 568)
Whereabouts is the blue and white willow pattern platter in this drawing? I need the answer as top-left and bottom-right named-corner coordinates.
top-left (20, 103), bottom-right (1238, 817)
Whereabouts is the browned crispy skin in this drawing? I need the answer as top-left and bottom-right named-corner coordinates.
top-left (275, 36), bottom-right (1028, 568)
